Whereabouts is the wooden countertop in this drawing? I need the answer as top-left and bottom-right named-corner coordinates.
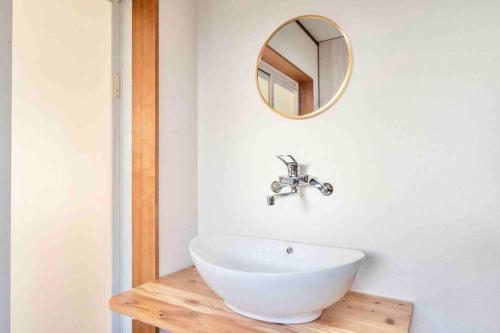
top-left (110, 267), bottom-right (413, 333)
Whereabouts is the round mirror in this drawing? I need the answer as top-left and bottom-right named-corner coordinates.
top-left (256, 15), bottom-right (352, 119)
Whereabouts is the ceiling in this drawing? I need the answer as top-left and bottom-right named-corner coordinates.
top-left (297, 18), bottom-right (343, 42)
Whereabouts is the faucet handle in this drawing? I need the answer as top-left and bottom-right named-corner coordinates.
top-left (276, 155), bottom-right (298, 176)
top-left (309, 177), bottom-right (334, 196)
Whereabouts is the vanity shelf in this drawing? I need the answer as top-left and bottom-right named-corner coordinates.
top-left (109, 267), bottom-right (413, 333)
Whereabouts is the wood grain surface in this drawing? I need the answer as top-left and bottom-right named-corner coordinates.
top-left (110, 267), bottom-right (413, 333)
top-left (132, 0), bottom-right (159, 332)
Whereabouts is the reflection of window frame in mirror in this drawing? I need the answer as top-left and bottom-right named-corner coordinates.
top-left (258, 62), bottom-right (299, 116)
top-left (256, 15), bottom-right (353, 120)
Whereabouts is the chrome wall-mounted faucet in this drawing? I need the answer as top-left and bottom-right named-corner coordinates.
top-left (267, 155), bottom-right (333, 206)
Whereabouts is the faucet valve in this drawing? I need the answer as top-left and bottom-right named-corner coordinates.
top-left (271, 181), bottom-right (282, 193)
top-left (267, 155), bottom-right (334, 205)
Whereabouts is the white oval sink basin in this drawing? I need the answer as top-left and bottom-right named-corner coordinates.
top-left (189, 235), bottom-right (365, 324)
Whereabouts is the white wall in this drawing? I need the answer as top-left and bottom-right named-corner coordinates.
top-left (118, 0), bottom-right (132, 332)
top-left (159, 1), bottom-right (198, 332)
top-left (268, 22), bottom-right (319, 108)
top-left (11, 1), bottom-right (113, 332)
top-left (0, 0), bottom-right (12, 332)
top-left (159, 0), bottom-right (198, 276)
top-left (319, 38), bottom-right (348, 107)
top-left (197, 1), bottom-right (500, 333)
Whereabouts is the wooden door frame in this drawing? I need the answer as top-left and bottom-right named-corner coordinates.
top-left (132, 0), bottom-right (159, 332)
top-left (260, 46), bottom-right (314, 115)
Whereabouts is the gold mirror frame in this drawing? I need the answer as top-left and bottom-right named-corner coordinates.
top-left (256, 15), bottom-right (353, 120)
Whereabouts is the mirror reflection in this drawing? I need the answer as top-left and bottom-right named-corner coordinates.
top-left (257, 16), bottom-right (351, 119)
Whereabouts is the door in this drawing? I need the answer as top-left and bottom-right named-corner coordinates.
top-left (11, 1), bottom-right (114, 332)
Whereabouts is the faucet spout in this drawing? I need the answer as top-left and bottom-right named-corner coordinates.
top-left (267, 189), bottom-right (298, 206)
